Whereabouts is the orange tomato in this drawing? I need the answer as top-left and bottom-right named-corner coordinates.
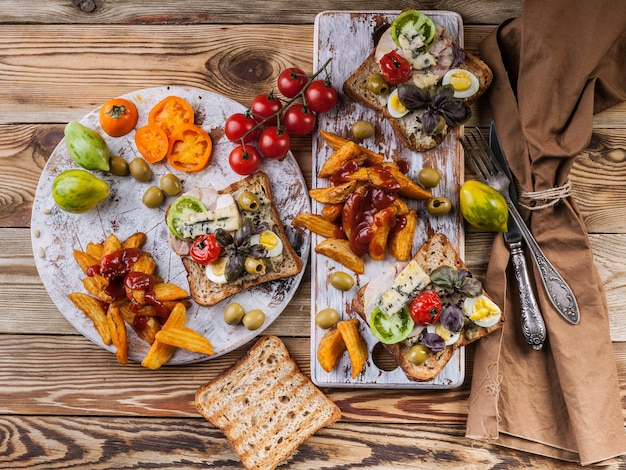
top-left (134, 124), bottom-right (169, 163)
top-left (99, 98), bottom-right (139, 137)
top-left (148, 96), bottom-right (195, 137)
top-left (167, 124), bottom-right (212, 172)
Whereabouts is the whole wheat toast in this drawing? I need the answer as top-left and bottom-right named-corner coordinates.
top-left (195, 336), bottom-right (341, 470)
top-left (350, 233), bottom-right (503, 382)
top-left (179, 172), bottom-right (303, 306)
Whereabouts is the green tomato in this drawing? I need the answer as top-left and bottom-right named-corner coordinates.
top-left (52, 169), bottom-right (110, 213)
top-left (390, 10), bottom-right (437, 51)
top-left (64, 121), bottom-right (110, 171)
top-left (368, 306), bottom-right (414, 345)
top-left (166, 195), bottom-right (207, 239)
top-left (459, 180), bottom-right (508, 232)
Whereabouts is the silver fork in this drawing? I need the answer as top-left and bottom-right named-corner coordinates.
top-left (461, 128), bottom-right (580, 325)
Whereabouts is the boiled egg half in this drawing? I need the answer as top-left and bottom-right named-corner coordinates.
top-left (442, 68), bottom-right (479, 99)
top-left (427, 323), bottom-right (460, 346)
top-left (387, 89), bottom-right (410, 118)
top-left (463, 295), bottom-right (501, 328)
top-left (250, 230), bottom-right (283, 257)
top-left (205, 257), bottom-right (228, 284)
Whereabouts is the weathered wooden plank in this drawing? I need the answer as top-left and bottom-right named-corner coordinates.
top-left (0, 0), bottom-right (523, 25)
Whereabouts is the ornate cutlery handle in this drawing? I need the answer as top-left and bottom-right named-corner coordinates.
top-left (505, 199), bottom-right (580, 324)
top-left (509, 240), bottom-right (547, 350)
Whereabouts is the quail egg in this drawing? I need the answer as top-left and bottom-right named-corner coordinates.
top-left (250, 230), bottom-right (283, 257)
top-left (387, 88), bottom-right (410, 118)
top-left (463, 294), bottom-right (502, 328)
top-left (442, 68), bottom-right (480, 99)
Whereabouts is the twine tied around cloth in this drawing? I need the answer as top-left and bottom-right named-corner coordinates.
top-left (518, 179), bottom-right (572, 210)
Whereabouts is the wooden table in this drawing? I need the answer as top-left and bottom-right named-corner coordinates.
top-left (1, 1), bottom-right (624, 468)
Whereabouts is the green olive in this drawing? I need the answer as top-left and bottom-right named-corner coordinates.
top-left (223, 302), bottom-right (246, 325)
top-left (329, 271), bottom-right (354, 291)
top-left (129, 157), bottom-right (151, 182)
top-left (142, 186), bottom-right (165, 208)
top-left (427, 197), bottom-right (453, 216)
top-left (242, 309), bottom-right (265, 330)
top-left (160, 173), bottom-right (182, 196)
top-left (351, 120), bottom-right (375, 140)
top-left (315, 308), bottom-right (340, 329)
top-left (366, 73), bottom-right (390, 95)
top-left (407, 344), bottom-right (430, 365)
top-left (109, 155), bottom-right (129, 176)
top-left (418, 167), bottom-right (441, 188)
top-left (244, 256), bottom-right (266, 275)
top-left (237, 190), bottom-right (261, 212)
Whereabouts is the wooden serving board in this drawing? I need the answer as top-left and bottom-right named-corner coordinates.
top-left (311, 11), bottom-right (465, 388)
top-left (31, 86), bottom-right (311, 364)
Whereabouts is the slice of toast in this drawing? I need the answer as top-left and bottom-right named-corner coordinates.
top-left (195, 336), bottom-right (341, 470)
top-left (343, 33), bottom-right (492, 152)
top-left (181, 172), bottom-right (303, 306)
top-left (350, 233), bottom-right (503, 382)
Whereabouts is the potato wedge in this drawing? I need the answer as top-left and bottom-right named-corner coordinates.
top-left (107, 305), bottom-right (128, 365)
top-left (155, 326), bottom-right (214, 356)
top-left (153, 282), bottom-right (189, 302)
top-left (320, 204), bottom-right (343, 223)
top-left (317, 326), bottom-right (346, 372)
top-left (317, 140), bottom-right (367, 178)
top-left (337, 318), bottom-right (368, 378)
top-left (315, 238), bottom-right (364, 274)
top-left (368, 207), bottom-right (397, 261)
top-left (383, 164), bottom-right (432, 200)
top-left (118, 300), bottom-right (161, 344)
top-left (292, 213), bottom-right (340, 239)
top-left (102, 233), bottom-right (122, 257)
top-left (68, 292), bottom-right (111, 345)
top-left (83, 275), bottom-right (113, 303)
top-left (122, 232), bottom-right (147, 249)
top-left (132, 252), bottom-right (156, 275)
top-left (319, 130), bottom-right (384, 165)
top-left (85, 242), bottom-right (104, 260)
top-left (389, 209), bottom-right (418, 261)
top-left (141, 303), bottom-right (187, 370)
top-left (309, 180), bottom-right (359, 204)
top-left (73, 249), bottom-right (100, 275)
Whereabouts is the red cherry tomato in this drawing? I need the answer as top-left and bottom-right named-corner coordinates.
top-left (277, 67), bottom-right (309, 98)
top-left (189, 233), bottom-right (222, 265)
top-left (258, 126), bottom-right (291, 160)
top-left (225, 113), bottom-right (258, 143)
top-left (409, 291), bottom-right (443, 326)
top-left (229, 144), bottom-right (261, 175)
top-left (249, 93), bottom-right (282, 125)
top-left (283, 104), bottom-right (316, 136)
top-left (379, 50), bottom-right (411, 85)
top-left (304, 80), bottom-right (338, 113)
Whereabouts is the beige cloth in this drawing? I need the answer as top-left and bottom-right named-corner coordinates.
top-left (465, 0), bottom-right (626, 465)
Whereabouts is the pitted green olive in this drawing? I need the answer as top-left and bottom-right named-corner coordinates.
top-left (407, 344), bottom-right (430, 365)
top-left (244, 257), bottom-right (266, 275)
top-left (160, 173), bottom-right (182, 196)
top-left (237, 190), bottom-right (261, 212)
top-left (129, 157), bottom-right (151, 182)
top-left (109, 156), bottom-right (129, 176)
top-left (351, 120), bottom-right (375, 140)
top-left (366, 73), bottom-right (390, 95)
top-left (242, 309), bottom-right (265, 330)
top-left (142, 186), bottom-right (164, 208)
top-left (418, 167), bottom-right (441, 188)
top-left (427, 197), bottom-right (452, 216)
top-left (223, 302), bottom-right (246, 325)
top-left (329, 271), bottom-right (354, 291)
top-left (315, 308), bottom-right (340, 329)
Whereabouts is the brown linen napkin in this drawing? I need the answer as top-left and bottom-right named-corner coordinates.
top-left (465, 0), bottom-right (626, 465)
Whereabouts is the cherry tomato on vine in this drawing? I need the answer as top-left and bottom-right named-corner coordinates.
top-left (229, 144), bottom-right (261, 175)
top-left (283, 104), bottom-right (316, 136)
top-left (258, 126), bottom-right (291, 160)
top-left (190, 233), bottom-right (223, 265)
top-left (99, 98), bottom-right (138, 137)
top-left (250, 93), bottom-right (282, 125)
top-left (409, 291), bottom-right (443, 326)
top-left (225, 113), bottom-right (258, 143)
top-left (277, 67), bottom-right (309, 98)
top-left (304, 80), bottom-right (338, 113)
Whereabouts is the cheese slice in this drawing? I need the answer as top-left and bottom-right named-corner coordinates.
top-left (179, 204), bottom-right (241, 239)
top-left (376, 260), bottom-right (430, 315)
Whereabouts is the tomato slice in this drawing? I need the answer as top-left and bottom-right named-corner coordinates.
top-left (390, 10), bottom-right (437, 51)
top-left (148, 96), bottom-right (195, 136)
top-left (166, 195), bottom-right (207, 239)
top-left (134, 124), bottom-right (169, 163)
top-left (369, 306), bottom-right (414, 344)
top-left (167, 124), bottom-right (213, 172)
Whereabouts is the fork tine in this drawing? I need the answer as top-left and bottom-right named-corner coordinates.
top-left (461, 127), bottom-right (501, 181)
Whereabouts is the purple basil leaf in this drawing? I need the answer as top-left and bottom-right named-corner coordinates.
top-left (248, 244), bottom-right (267, 258)
top-left (440, 98), bottom-right (471, 126)
top-left (421, 332), bottom-right (445, 353)
top-left (450, 46), bottom-right (466, 68)
top-left (397, 83), bottom-right (430, 110)
top-left (440, 305), bottom-right (464, 333)
top-left (422, 110), bottom-right (441, 135)
top-left (225, 255), bottom-right (244, 281)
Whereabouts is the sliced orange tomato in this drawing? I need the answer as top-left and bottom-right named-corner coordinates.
top-left (99, 98), bottom-right (138, 137)
top-left (167, 124), bottom-right (212, 172)
top-left (148, 96), bottom-right (195, 137)
top-left (134, 124), bottom-right (169, 163)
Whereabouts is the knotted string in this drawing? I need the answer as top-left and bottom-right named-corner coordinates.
top-left (518, 179), bottom-right (572, 210)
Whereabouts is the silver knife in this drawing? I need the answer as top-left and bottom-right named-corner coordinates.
top-left (490, 122), bottom-right (547, 350)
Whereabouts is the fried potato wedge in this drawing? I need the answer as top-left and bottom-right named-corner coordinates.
top-left (122, 232), bottom-right (147, 249)
top-left (107, 304), bottom-right (128, 365)
top-left (315, 238), bottom-right (364, 274)
top-left (317, 326), bottom-right (346, 373)
top-left (132, 252), bottom-right (156, 275)
top-left (309, 180), bottom-right (359, 204)
top-left (368, 207), bottom-right (397, 261)
top-left (102, 233), bottom-right (122, 257)
top-left (85, 242), bottom-right (104, 260)
top-left (292, 213), bottom-right (340, 239)
top-left (153, 282), bottom-right (189, 302)
top-left (319, 130), bottom-right (384, 165)
top-left (318, 140), bottom-right (367, 178)
top-left (118, 300), bottom-right (161, 345)
top-left (83, 274), bottom-right (113, 303)
top-left (73, 250), bottom-right (100, 275)
top-left (337, 318), bottom-right (368, 378)
top-left (320, 204), bottom-right (343, 222)
top-left (155, 326), bottom-right (214, 356)
top-left (389, 209), bottom-right (418, 261)
top-left (68, 292), bottom-right (111, 345)
top-left (141, 303), bottom-right (187, 370)
top-left (383, 164), bottom-right (432, 200)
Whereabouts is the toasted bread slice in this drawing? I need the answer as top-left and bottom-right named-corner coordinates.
top-left (350, 234), bottom-right (503, 382)
top-left (195, 336), bottom-right (341, 470)
top-left (181, 172), bottom-right (303, 306)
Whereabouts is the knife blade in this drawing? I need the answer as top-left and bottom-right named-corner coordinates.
top-left (490, 122), bottom-right (547, 350)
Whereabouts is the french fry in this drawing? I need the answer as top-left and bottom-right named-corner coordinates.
top-left (383, 164), bottom-right (432, 200)
top-left (390, 197), bottom-right (410, 216)
top-left (155, 326), bottom-right (214, 356)
top-left (389, 209), bottom-right (418, 261)
top-left (141, 303), bottom-right (187, 370)
top-left (317, 327), bottom-right (346, 372)
top-left (73, 249), bottom-right (100, 275)
top-left (317, 141), bottom-right (367, 178)
top-left (337, 318), bottom-right (368, 378)
top-left (368, 207), bottom-right (397, 261)
top-left (86, 242), bottom-right (104, 260)
top-left (131, 252), bottom-right (156, 275)
top-left (319, 130), bottom-right (385, 165)
top-left (68, 292), bottom-right (112, 345)
top-left (102, 233), bottom-right (122, 257)
top-left (315, 238), bottom-right (364, 274)
top-left (107, 305), bottom-right (128, 365)
top-left (153, 282), bottom-right (189, 302)
top-left (122, 232), bottom-right (147, 249)
top-left (82, 274), bottom-right (113, 303)
top-left (309, 180), bottom-right (359, 204)
top-left (118, 300), bottom-right (161, 344)
top-left (292, 213), bottom-right (340, 239)
top-left (320, 204), bottom-right (343, 222)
